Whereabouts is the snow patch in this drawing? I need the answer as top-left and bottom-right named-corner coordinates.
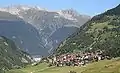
top-left (33, 57), bottom-right (41, 62)
top-left (4, 42), bottom-right (8, 46)
top-left (4, 49), bottom-right (8, 52)
top-left (57, 10), bottom-right (78, 21)
top-left (21, 57), bottom-right (28, 63)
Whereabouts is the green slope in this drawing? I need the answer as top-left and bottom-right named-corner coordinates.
top-left (0, 36), bottom-right (32, 72)
top-left (56, 4), bottom-right (120, 57)
top-left (6, 58), bottom-right (120, 73)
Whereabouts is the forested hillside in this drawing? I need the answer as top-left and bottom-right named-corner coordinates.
top-left (56, 4), bottom-right (120, 57)
top-left (0, 36), bottom-right (32, 72)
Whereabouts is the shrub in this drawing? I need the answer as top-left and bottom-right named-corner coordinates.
top-left (69, 71), bottom-right (77, 73)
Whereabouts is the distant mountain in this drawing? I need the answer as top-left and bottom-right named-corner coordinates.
top-left (56, 4), bottom-right (120, 57)
top-left (0, 11), bottom-right (47, 56)
top-left (0, 5), bottom-right (90, 56)
top-left (0, 36), bottom-right (32, 72)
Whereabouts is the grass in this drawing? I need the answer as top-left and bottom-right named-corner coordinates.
top-left (86, 21), bottom-right (118, 34)
top-left (6, 58), bottom-right (120, 73)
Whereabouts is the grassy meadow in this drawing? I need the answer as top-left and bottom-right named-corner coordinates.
top-left (6, 58), bottom-right (120, 73)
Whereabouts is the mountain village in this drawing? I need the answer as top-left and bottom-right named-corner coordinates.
top-left (40, 50), bottom-right (111, 67)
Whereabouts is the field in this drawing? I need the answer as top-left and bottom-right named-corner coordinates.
top-left (6, 58), bottom-right (120, 73)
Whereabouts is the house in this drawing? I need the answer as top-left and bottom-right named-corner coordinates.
top-left (47, 50), bottom-right (108, 67)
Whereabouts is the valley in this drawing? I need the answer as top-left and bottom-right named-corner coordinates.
top-left (0, 5), bottom-right (90, 56)
top-left (0, 1), bottom-right (120, 73)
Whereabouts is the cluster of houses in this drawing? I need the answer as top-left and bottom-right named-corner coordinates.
top-left (45, 50), bottom-right (111, 67)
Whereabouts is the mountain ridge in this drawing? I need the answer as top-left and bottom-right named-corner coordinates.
top-left (0, 5), bottom-right (90, 56)
top-left (56, 4), bottom-right (120, 57)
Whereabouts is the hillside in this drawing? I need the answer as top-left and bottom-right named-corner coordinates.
top-left (0, 11), bottom-right (47, 56)
top-left (56, 4), bottom-right (120, 57)
top-left (0, 36), bottom-right (32, 72)
top-left (6, 58), bottom-right (120, 73)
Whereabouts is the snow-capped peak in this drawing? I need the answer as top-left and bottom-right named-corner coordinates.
top-left (34, 6), bottom-right (46, 10)
top-left (59, 9), bottom-right (80, 16)
top-left (18, 5), bottom-right (31, 10)
top-left (0, 5), bottom-right (90, 23)
top-left (0, 7), bottom-right (20, 15)
top-left (57, 9), bottom-right (80, 21)
top-left (7, 5), bottom-right (45, 11)
top-left (0, 5), bottom-right (46, 15)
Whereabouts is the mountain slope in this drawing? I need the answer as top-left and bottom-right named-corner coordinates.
top-left (56, 4), bottom-right (120, 57)
top-left (0, 5), bottom-right (90, 54)
top-left (0, 11), bottom-right (49, 56)
top-left (0, 36), bottom-right (32, 72)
